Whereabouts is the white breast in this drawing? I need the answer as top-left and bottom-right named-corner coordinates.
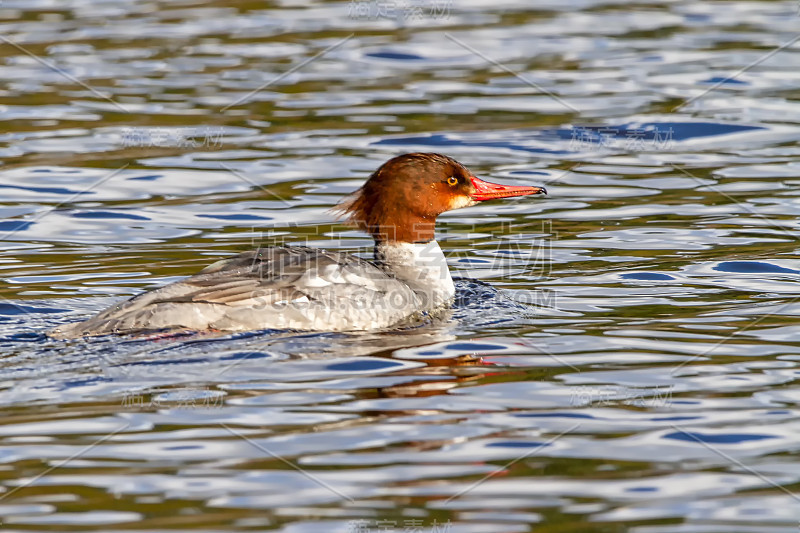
top-left (374, 240), bottom-right (455, 310)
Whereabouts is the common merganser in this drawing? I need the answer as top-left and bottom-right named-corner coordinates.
top-left (49, 153), bottom-right (546, 339)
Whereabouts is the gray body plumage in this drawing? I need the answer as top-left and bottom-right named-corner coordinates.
top-left (49, 242), bottom-right (455, 339)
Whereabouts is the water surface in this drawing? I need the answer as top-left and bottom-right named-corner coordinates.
top-left (2, 0), bottom-right (800, 531)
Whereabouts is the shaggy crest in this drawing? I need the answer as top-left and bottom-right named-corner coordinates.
top-left (333, 153), bottom-right (473, 243)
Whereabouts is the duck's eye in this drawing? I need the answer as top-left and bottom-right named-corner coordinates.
top-left (446, 176), bottom-right (458, 187)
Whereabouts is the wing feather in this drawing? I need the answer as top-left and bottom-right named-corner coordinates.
top-left (49, 245), bottom-right (419, 338)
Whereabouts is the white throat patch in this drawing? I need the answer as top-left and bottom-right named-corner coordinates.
top-left (448, 194), bottom-right (478, 210)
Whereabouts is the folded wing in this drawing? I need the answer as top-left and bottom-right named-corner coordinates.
top-left (49, 246), bottom-right (421, 338)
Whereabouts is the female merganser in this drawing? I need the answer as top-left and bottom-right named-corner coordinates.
top-left (49, 153), bottom-right (546, 339)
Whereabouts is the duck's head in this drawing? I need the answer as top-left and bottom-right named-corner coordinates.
top-left (336, 152), bottom-right (547, 243)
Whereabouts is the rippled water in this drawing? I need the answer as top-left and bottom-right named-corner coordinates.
top-left (2, 0), bottom-right (800, 531)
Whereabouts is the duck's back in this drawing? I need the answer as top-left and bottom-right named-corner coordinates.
top-left (48, 246), bottom-right (422, 339)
